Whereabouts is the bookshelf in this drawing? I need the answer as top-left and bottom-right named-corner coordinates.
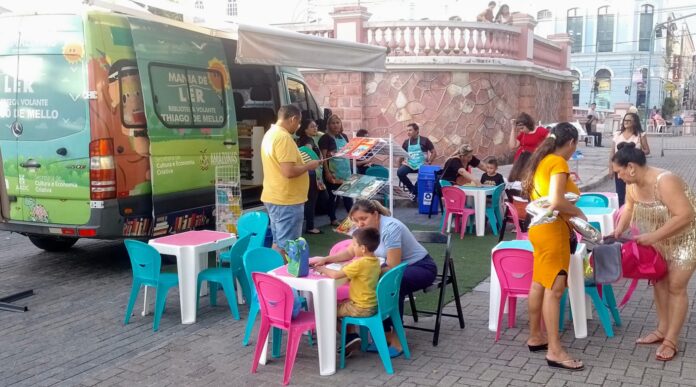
top-left (332, 134), bottom-right (409, 214)
top-left (238, 123), bottom-right (264, 186)
top-left (215, 164), bottom-right (242, 234)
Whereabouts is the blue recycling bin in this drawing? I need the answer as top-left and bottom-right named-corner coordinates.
top-left (417, 165), bottom-right (441, 214)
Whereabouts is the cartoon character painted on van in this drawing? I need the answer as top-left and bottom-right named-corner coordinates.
top-left (87, 14), bottom-right (152, 199)
top-left (0, 12), bottom-right (239, 243)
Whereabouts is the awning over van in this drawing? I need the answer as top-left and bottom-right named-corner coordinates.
top-left (234, 24), bottom-right (387, 73)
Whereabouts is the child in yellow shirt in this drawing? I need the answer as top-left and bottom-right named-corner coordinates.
top-left (313, 227), bottom-right (382, 356)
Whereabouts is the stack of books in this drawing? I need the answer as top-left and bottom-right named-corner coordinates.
top-left (333, 174), bottom-right (386, 199)
top-left (334, 137), bottom-right (385, 161)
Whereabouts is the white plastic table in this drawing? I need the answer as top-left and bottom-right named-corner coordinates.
top-left (579, 206), bottom-right (616, 236)
top-left (488, 240), bottom-right (588, 339)
top-left (458, 185), bottom-right (496, 236)
top-left (263, 266), bottom-right (347, 376)
top-left (148, 230), bottom-right (236, 324)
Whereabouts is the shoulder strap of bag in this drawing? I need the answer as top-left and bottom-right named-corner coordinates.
top-left (618, 278), bottom-right (640, 308)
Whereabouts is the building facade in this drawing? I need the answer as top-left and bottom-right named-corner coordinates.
top-left (531, 0), bottom-right (694, 115)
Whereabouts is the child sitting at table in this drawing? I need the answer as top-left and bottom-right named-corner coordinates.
top-left (312, 227), bottom-right (382, 356)
top-left (480, 157), bottom-right (505, 187)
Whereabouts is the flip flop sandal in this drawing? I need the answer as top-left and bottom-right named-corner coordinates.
top-left (656, 339), bottom-right (678, 361)
top-left (546, 358), bottom-right (585, 371)
top-left (528, 343), bottom-right (548, 352)
top-left (365, 342), bottom-right (403, 358)
top-left (636, 331), bottom-right (664, 345)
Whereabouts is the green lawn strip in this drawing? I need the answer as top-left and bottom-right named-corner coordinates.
top-left (306, 223), bottom-right (504, 315)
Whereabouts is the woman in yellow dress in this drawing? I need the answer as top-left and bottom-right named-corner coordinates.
top-left (522, 122), bottom-right (586, 371)
top-left (612, 142), bottom-right (696, 361)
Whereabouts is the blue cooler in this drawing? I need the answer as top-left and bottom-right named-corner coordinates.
top-left (417, 165), bottom-right (441, 214)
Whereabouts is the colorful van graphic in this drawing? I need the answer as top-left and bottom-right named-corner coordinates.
top-left (0, 9), bottom-right (384, 251)
top-left (0, 12), bottom-right (243, 250)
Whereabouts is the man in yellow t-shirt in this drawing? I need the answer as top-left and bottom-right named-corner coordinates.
top-left (261, 104), bottom-right (320, 254)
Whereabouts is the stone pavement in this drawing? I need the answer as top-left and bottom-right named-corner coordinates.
top-left (1, 138), bottom-right (696, 386)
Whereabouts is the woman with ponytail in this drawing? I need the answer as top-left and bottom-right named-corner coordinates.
top-left (522, 122), bottom-right (587, 371)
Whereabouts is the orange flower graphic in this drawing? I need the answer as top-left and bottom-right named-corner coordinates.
top-left (207, 57), bottom-right (230, 92)
top-left (63, 42), bottom-right (84, 64)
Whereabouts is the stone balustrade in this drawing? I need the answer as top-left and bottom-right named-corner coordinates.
top-left (364, 21), bottom-right (521, 60)
top-left (532, 36), bottom-right (564, 70)
top-left (287, 6), bottom-right (574, 163)
top-left (298, 28), bottom-right (334, 39)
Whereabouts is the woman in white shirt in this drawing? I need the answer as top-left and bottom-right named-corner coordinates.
top-left (609, 112), bottom-right (650, 206)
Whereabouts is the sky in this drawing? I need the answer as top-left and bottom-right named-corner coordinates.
top-left (2, 0), bottom-right (696, 30)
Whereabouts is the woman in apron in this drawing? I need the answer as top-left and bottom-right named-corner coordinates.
top-left (319, 115), bottom-right (353, 226)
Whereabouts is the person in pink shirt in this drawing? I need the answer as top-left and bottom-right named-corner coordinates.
top-left (508, 112), bottom-right (549, 160)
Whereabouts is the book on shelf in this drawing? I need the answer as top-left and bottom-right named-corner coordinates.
top-left (333, 174), bottom-right (386, 198)
top-left (349, 138), bottom-right (378, 159)
top-left (333, 137), bottom-right (383, 160)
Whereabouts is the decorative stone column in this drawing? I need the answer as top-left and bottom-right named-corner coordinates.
top-left (304, 6), bottom-right (374, 132)
top-left (329, 5), bottom-right (372, 43)
top-left (511, 13), bottom-right (537, 62)
top-left (549, 33), bottom-right (574, 121)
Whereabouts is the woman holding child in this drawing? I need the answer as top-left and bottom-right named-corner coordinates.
top-left (612, 142), bottom-right (696, 362)
top-left (312, 199), bottom-right (437, 355)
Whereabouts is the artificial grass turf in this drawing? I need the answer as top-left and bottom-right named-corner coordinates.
top-left (303, 223), bottom-right (503, 314)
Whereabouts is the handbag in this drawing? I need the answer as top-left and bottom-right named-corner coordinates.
top-left (617, 239), bottom-right (668, 307)
top-left (286, 238), bottom-right (310, 277)
top-left (589, 237), bottom-right (623, 284)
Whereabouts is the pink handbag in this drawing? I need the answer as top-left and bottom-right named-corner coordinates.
top-left (618, 240), bottom-right (668, 307)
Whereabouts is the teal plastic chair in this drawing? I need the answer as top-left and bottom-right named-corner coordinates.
top-left (485, 184), bottom-right (506, 236)
top-left (559, 283), bottom-right (621, 338)
top-left (365, 165), bottom-right (389, 179)
top-left (238, 211), bottom-right (269, 249)
top-left (195, 234), bottom-right (252, 320)
top-left (577, 193), bottom-right (609, 208)
top-left (438, 179), bottom-right (452, 188)
top-left (365, 165), bottom-right (390, 206)
top-left (123, 239), bottom-right (179, 332)
top-left (339, 262), bottom-right (411, 374)
top-left (219, 211), bottom-right (269, 301)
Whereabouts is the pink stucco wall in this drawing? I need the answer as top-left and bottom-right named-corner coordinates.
top-left (304, 71), bottom-right (572, 164)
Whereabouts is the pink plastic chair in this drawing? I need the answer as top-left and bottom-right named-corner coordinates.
top-left (504, 202), bottom-right (528, 240)
top-left (492, 248), bottom-right (534, 341)
top-left (250, 273), bottom-right (316, 385)
top-left (441, 186), bottom-right (476, 239)
top-left (330, 239), bottom-right (354, 301)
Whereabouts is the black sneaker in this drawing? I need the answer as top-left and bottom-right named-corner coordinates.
top-left (338, 333), bottom-right (361, 357)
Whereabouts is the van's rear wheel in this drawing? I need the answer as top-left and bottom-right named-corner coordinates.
top-left (28, 235), bottom-right (78, 252)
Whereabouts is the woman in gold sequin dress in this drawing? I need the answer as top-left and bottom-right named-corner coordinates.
top-left (613, 142), bottom-right (696, 362)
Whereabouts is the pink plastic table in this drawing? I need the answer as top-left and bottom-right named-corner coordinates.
top-left (148, 230), bottom-right (236, 324)
top-left (262, 266), bottom-right (347, 376)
